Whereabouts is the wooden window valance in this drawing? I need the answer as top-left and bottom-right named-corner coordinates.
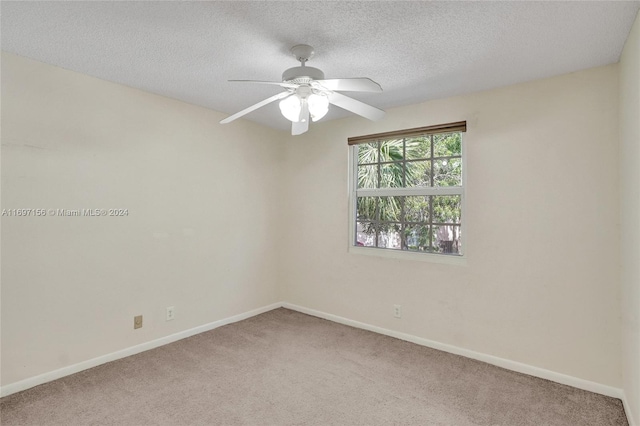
top-left (347, 121), bottom-right (467, 146)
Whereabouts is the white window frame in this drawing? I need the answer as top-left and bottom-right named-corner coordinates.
top-left (347, 125), bottom-right (467, 265)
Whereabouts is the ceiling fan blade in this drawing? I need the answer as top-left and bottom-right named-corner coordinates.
top-left (229, 80), bottom-right (299, 89)
top-left (220, 92), bottom-right (289, 124)
top-left (315, 78), bottom-right (382, 93)
top-left (327, 92), bottom-right (385, 121)
top-left (291, 104), bottom-right (310, 135)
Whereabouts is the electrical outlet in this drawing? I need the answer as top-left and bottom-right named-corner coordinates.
top-left (393, 304), bottom-right (402, 319)
top-left (166, 306), bottom-right (175, 321)
top-left (134, 315), bottom-right (143, 329)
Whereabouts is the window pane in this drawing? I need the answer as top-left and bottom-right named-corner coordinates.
top-left (379, 139), bottom-right (404, 162)
top-left (433, 225), bottom-right (461, 254)
top-left (434, 133), bottom-right (462, 157)
top-left (432, 195), bottom-right (461, 224)
top-left (433, 157), bottom-right (462, 187)
top-left (357, 165), bottom-right (378, 189)
top-left (356, 221), bottom-right (376, 247)
top-left (378, 223), bottom-right (402, 250)
top-left (406, 161), bottom-right (432, 187)
top-left (357, 142), bottom-right (379, 165)
top-left (378, 197), bottom-right (401, 222)
top-left (379, 163), bottom-right (405, 188)
top-left (356, 197), bottom-right (377, 222)
top-left (404, 224), bottom-right (430, 252)
top-left (405, 136), bottom-right (431, 160)
top-left (404, 196), bottom-right (430, 222)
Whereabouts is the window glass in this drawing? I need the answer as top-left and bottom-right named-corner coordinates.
top-left (352, 130), bottom-right (464, 256)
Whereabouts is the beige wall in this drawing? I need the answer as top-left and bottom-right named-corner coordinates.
top-left (281, 64), bottom-right (622, 388)
top-left (0, 52), bottom-right (284, 385)
top-left (619, 10), bottom-right (640, 425)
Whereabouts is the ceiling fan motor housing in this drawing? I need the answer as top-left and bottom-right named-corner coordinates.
top-left (282, 66), bottom-right (325, 83)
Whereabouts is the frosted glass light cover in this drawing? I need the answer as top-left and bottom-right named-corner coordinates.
top-left (308, 93), bottom-right (329, 121)
top-left (279, 95), bottom-right (302, 122)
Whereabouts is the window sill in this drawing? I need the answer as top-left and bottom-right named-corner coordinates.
top-left (348, 246), bottom-right (468, 266)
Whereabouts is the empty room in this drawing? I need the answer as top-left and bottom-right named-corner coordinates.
top-left (1, 1), bottom-right (639, 425)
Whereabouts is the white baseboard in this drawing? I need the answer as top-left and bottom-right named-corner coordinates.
top-left (0, 302), bottom-right (283, 398)
top-left (282, 303), bottom-right (625, 401)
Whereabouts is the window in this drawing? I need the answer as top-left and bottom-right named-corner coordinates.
top-left (349, 121), bottom-right (466, 257)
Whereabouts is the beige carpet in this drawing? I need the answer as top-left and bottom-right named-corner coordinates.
top-left (0, 308), bottom-right (628, 425)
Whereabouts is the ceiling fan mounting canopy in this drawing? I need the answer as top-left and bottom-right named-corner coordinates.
top-left (220, 44), bottom-right (385, 135)
top-left (290, 44), bottom-right (315, 63)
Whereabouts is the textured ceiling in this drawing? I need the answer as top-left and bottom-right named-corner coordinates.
top-left (2, 1), bottom-right (639, 131)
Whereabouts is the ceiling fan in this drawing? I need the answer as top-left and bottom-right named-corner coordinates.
top-left (220, 44), bottom-right (385, 135)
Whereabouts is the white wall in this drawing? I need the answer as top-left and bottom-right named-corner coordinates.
top-left (0, 52), bottom-right (284, 386)
top-left (281, 64), bottom-right (622, 388)
top-left (619, 10), bottom-right (640, 425)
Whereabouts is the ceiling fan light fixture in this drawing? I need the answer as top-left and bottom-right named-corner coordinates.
top-left (221, 44), bottom-right (385, 134)
top-left (279, 94), bottom-right (302, 122)
top-left (308, 93), bottom-right (329, 122)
